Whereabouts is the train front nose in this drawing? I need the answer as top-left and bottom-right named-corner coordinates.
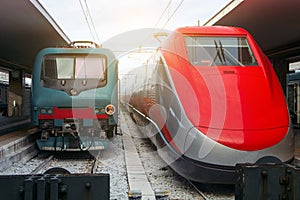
top-left (185, 68), bottom-right (290, 151)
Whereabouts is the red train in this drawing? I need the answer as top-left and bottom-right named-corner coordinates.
top-left (127, 26), bottom-right (294, 184)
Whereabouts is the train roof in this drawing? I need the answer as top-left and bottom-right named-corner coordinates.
top-left (174, 26), bottom-right (249, 36)
top-left (35, 47), bottom-right (117, 60)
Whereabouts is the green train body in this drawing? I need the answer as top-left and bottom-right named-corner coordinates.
top-left (31, 46), bottom-right (118, 151)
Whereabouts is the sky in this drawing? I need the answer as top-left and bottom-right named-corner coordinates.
top-left (39, 0), bottom-right (231, 45)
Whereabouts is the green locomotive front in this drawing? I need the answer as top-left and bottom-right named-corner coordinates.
top-left (31, 45), bottom-right (118, 151)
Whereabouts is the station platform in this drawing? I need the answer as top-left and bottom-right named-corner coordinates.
top-left (0, 116), bottom-right (32, 135)
top-left (0, 124), bottom-right (39, 172)
top-left (120, 110), bottom-right (156, 200)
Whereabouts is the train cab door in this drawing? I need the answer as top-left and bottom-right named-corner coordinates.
top-left (287, 81), bottom-right (300, 127)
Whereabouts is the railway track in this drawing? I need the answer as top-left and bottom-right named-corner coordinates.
top-left (188, 180), bottom-right (210, 200)
top-left (31, 151), bottom-right (102, 175)
top-left (188, 180), bottom-right (234, 200)
top-left (31, 155), bottom-right (55, 174)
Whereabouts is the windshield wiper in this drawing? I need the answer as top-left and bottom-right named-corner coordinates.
top-left (210, 40), bottom-right (226, 66)
top-left (218, 40), bottom-right (226, 64)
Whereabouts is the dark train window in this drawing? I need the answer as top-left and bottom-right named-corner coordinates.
top-left (43, 58), bottom-right (57, 79)
top-left (185, 36), bottom-right (258, 67)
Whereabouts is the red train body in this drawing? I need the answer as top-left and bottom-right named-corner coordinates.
top-left (127, 26), bottom-right (294, 183)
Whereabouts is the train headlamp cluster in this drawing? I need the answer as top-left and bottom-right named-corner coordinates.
top-left (94, 105), bottom-right (115, 115)
top-left (40, 108), bottom-right (53, 114)
top-left (95, 108), bottom-right (106, 114)
top-left (39, 106), bottom-right (115, 115)
top-left (105, 104), bottom-right (115, 115)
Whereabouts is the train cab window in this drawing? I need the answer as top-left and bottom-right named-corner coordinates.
top-left (42, 56), bottom-right (74, 80)
top-left (42, 54), bottom-right (106, 80)
top-left (185, 36), bottom-right (258, 67)
top-left (41, 54), bottom-right (107, 90)
top-left (43, 58), bottom-right (57, 79)
top-left (75, 56), bottom-right (106, 80)
top-left (57, 58), bottom-right (74, 79)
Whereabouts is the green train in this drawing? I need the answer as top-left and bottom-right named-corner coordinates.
top-left (31, 42), bottom-right (118, 151)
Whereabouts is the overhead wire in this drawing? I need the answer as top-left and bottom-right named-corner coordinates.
top-left (83, 0), bottom-right (101, 44)
top-left (153, 0), bottom-right (173, 28)
top-left (139, 0), bottom-right (176, 51)
top-left (79, 0), bottom-right (101, 44)
top-left (161, 0), bottom-right (185, 29)
top-left (117, 0), bottom-right (185, 55)
top-left (141, 0), bottom-right (185, 48)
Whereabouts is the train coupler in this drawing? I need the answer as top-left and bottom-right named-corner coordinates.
top-left (40, 131), bottom-right (49, 141)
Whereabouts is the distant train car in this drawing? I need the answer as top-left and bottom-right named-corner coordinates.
top-left (128, 26), bottom-right (294, 184)
top-left (31, 42), bottom-right (118, 151)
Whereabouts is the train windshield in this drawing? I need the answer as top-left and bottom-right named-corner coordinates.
top-left (42, 54), bottom-right (106, 80)
top-left (185, 36), bottom-right (258, 67)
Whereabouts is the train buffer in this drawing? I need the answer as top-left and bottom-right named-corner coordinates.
top-left (235, 161), bottom-right (300, 200)
top-left (0, 173), bottom-right (109, 200)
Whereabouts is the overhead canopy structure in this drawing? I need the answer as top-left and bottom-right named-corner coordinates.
top-left (205, 0), bottom-right (300, 57)
top-left (0, 0), bottom-right (70, 72)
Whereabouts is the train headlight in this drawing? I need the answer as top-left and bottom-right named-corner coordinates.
top-left (105, 104), bottom-right (115, 115)
top-left (70, 88), bottom-right (78, 96)
top-left (47, 108), bottom-right (53, 114)
top-left (40, 108), bottom-right (53, 114)
top-left (40, 108), bottom-right (46, 114)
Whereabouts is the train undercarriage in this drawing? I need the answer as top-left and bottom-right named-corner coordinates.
top-left (36, 118), bottom-right (117, 151)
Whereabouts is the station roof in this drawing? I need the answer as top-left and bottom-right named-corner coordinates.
top-left (0, 0), bottom-right (70, 73)
top-left (204, 0), bottom-right (300, 57)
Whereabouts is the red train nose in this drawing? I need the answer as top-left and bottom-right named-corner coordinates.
top-left (174, 67), bottom-right (289, 151)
